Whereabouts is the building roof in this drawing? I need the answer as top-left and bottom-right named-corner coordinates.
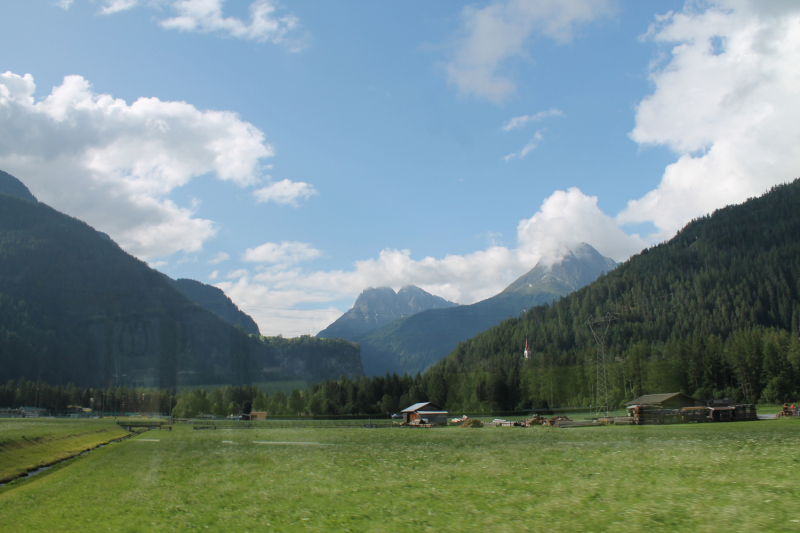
top-left (625, 392), bottom-right (698, 406)
top-left (401, 402), bottom-right (447, 413)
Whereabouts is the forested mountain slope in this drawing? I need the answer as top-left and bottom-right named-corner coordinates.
top-left (0, 170), bottom-right (37, 203)
top-left (0, 171), bottom-right (362, 387)
top-left (356, 244), bottom-right (616, 377)
top-left (431, 180), bottom-right (800, 408)
top-left (168, 277), bottom-right (260, 336)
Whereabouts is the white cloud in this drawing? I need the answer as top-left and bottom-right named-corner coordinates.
top-left (445, 0), bottom-right (614, 103)
top-left (619, 0), bottom-right (800, 240)
top-left (502, 108), bottom-right (563, 131)
top-left (56, 0), bottom-right (74, 10)
top-left (100, 0), bottom-right (303, 48)
top-left (162, 0), bottom-right (300, 46)
top-left (242, 241), bottom-right (321, 265)
top-left (517, 188), bottom-right (646, 267)
top-left (226, 269), bottom-right (249, 279)
top-left (504, 129), bottom-right (544, 161)
top-left (208, 251), bottom-right (230, 265)
top-left (0, 71), bottom-right (278, 260)
top-left (208, 270), bottom-right (219, 280)
top-left (253, 179), bottom-right (318, 206)
top-left (100, 0), bottom-right (140, 14)
top-left (220, 187), bottom-right (645, 336)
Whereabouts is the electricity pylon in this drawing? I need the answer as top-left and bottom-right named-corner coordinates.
top-left (586, 313), bottom-right (617, 416)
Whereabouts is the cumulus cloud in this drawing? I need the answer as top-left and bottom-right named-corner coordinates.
top-left (99, 0), bottom-right (303, 47)
top-left (56, 0), bottom-right (74, 9)
top-left (0, 71), bottom-right (284, 260)
top-left (502, 108), bottom-right (563, 131)
top-left (619, 0), bottom-right (800, 240)
top-left (253, 179), bottom-right (318, 206)
top-left (517, 188), bottom-right (646, 267)
top-left (220, 187), bottom-right (645, 335)
top-left (242, 241), bottom-right (321, 265)
top-left (208, 270), bottom-right (219, 280)
top-left (445, 0), bottom-right (614, 102)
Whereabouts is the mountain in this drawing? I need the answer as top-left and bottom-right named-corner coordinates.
top-left (0, 170), bottom-right (361, 387)
top-left (355, 243), bottom-right (617, 376)
top-left (501, 243), bottom-right (617, 297)
top-left (317, 285), bottom-right (458, 340)
top-left (167, 277), bottom-right (260, 336)
top-left (0, 169), bottom-right (37, 203)
top-left (431, 180), bottom-right (800, 408)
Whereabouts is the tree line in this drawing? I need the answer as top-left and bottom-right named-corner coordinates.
top-left (0, 378), bottom-right (174, 414)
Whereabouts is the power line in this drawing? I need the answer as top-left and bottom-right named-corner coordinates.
top-left (585, 312), bottom-right (617, 417)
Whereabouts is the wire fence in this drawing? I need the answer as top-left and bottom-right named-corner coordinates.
top-left (190, 419), bottom-right (399, 430)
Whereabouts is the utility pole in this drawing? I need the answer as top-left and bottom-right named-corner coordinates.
top-left (586, 313), bottom-right (617, 416)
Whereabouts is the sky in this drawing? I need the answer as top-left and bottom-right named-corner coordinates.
top-left (1, 0), bottom-right (799, 336)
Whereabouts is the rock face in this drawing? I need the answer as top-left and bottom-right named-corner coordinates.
top-left (502, 243), bottom-right (617, 297)
top-left (0, 171), bottom-right (361, 387)
top-left (168, 278), bottom-right (260, 336)
top-left (317, 285), bottom-right (457, 340)
top-left (355, 244), bottom-right (617, 376)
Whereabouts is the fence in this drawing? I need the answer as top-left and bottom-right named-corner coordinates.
top-left (190, 419), bottom-right (399, 430)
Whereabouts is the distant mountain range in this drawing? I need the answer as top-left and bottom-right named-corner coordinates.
top-left (0, 170), bottom-right (361, 387)
top-left (322, 243), bottom-right (616, 376)
top-left (317, 285), bottom-right (458, 340)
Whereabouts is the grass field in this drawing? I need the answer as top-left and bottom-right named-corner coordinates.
top-left (1, 419), bottom-right (799, 532)
top-left (0, 419), bottom-right (130, 483)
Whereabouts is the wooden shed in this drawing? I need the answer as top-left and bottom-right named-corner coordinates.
top-left (625, 392), bottom-right (703, 410)
top-left (401, 402), bottom-right (448, 425)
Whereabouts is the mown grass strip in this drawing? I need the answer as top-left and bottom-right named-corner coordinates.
top-left (0, 419), bottom-right (131, 483)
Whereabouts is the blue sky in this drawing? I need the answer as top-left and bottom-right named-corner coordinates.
top-left (2, 0), bottom-right (799, 335)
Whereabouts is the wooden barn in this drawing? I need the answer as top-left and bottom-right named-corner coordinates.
top-left (401, 402), bottom-right (448, 425)
top-left (625, 392), bottom-right (703, 410)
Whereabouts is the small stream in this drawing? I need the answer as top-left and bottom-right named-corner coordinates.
top-left (0, 432), bottom-right (137, 488)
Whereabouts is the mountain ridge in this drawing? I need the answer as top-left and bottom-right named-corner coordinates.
top-left (0, 170), bottom-right (362, 387)
top-left (317, 284), bottom-right (458, 340)
top-left (354, 243), bottom-right (617, 376)
top-left (167, 277), bottom-right (261, 336)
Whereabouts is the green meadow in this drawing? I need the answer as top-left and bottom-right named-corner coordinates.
top-left (0, 419), bottom-right (130, 483)
top-left (1, 419), bottom-right (799, 532)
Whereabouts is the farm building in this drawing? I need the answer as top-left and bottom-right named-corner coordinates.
top-left (625, 392), bottom-right (703, 410)
top-left (248, 411), bottom-right (267, 421)
top-left (401, 402), bottom-right (448, 425)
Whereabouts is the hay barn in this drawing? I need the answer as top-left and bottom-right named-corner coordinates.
top-left (401, 402), bottom-right (448, 425)
top-left (625, 392), bottom-right (703, 410)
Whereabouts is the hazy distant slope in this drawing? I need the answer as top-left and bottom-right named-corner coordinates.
top-left (357, 244), bottom-right (617, 376)
top-left (168, 278), bottom-right (260, 336)
top-left (317, 285), bottom-right (457, 340)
